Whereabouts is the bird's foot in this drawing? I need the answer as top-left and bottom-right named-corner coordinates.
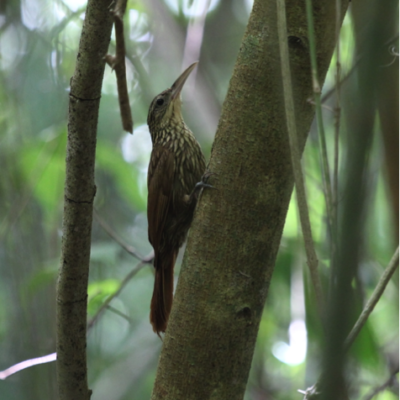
top-left (201, 170), bottom-right (215, 184)
top-left (188, 171), bottom-right (216, 203)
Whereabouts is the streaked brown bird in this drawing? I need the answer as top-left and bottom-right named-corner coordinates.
top-left (147, 62), bottom-right (209, 335)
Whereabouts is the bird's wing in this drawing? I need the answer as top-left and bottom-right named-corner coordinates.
top-left (147, 145), bottom-right (175, 252)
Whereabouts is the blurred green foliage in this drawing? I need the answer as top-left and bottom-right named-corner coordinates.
top-left (0, 0), bottom-right (397, 399)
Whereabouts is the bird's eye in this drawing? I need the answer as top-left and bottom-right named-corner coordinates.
top-left (156, 98), bottom-right (164, 106)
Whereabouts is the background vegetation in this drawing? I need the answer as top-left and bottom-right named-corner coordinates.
top-left (0, 0), bottom-right (398, 399)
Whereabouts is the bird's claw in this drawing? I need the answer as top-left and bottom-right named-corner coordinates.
top-left (194, 181), bottom-right (214, 191)
top-left (201, 170), bottom-right (216, 184)
top-left (196, 170), bottom-right (216, 192)
top-left (188, 171), bottom-right (216, 203)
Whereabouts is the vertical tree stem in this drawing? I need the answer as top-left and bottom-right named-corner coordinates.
top-left (276, 0), bottom-right (324, 315)
top-left (319, 1), bottom-right (384, 396)
top-left (332, 0), bottom-right (342, 264)
top-left (56, 2), bottom-right (113, 399)
top-left (305, 0), bottom-right (334, 237)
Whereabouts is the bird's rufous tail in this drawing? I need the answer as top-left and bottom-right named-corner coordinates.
top-left (150, 251), bottom-right (177, 336)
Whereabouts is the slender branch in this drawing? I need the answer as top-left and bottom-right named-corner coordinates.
top-left (345, 247), bottom-right (399, 350)
top-left (298, 384), bottom-right (319, 399)
top-left (322, 26), bottom-right (396, 103)
top-left (106, 305), bottom-right (134, 323)
top-left (0, 353), bottom-right (57, 380)
top-left (363, 365), bottom-right (399, 400)
top-left (93, 208), bottom-right (146, 261)
top-left (321, 57), bottom-right (361, 103)
top-left (305, 0), bottom-right (334, 239)
top-left (276, 0), bottom-right (324, 316)
top-left (87, 252), bottom-right (154, 331)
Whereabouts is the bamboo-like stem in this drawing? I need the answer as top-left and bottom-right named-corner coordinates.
top-left (333, 0), bottom-right (342, 217)
top-left (305, 0), bottom-right (334, 239)
top-left (276, 0), bottom-right (324, 316)
top-left (332, 0), bottom-right (342, 265)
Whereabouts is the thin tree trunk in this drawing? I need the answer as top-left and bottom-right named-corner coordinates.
top-left (151, 0), bottom-right (348, 399)
top-left (56, 2), bottom-right (113, 399)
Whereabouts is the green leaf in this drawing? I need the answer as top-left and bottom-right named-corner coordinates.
top-left (88, 279), bottom-right (120, 316)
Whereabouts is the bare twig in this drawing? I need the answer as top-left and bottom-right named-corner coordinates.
top-left (321, 57), bottom-right (361, 104)
top-left (93, 208), bottom-right (146, 261)
top-left (298, 384), bottom-right (319, 399)
top-left (105, 0), bottom-right (133, 133)
top-left (106, 305), bottom-right (134, 323)
top-left (87, 252), bottom-right (154, 331)
top-left (363, 365), bottom-right (399, 400)
top-left (345, 247), bottom-right (399, 351)
top-left (0, 353), bottom-right (57, 380)
top-left (276, 0), bottom-right (324, 316)
top-left (321, 33), bottom-right (400, 103)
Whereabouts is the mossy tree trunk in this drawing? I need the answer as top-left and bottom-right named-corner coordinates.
top-left (151, 0), bottom-right (348, 399)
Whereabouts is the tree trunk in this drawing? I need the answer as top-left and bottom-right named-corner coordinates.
top-left (56, 1), bottom-right (113, 399)
top-left (151, 0), bottom-right (348, 399)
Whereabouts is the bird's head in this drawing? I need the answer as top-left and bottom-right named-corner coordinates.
top-left (147, 62), bottom-right (197, 132)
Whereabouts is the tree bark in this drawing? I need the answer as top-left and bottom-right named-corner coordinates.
top-left (56, 2), bottom-right (113, 399)
top-left (151, 0), bottom-right (348, 399)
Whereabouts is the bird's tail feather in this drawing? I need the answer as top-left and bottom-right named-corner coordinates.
top-left (150, 251), bottom-right (177, 336)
